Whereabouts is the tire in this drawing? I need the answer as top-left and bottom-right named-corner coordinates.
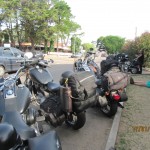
top-left (131, 68), bottom-right (138, 74)
top-left (73, 62), bottom-right (77, 72)
top-left (0, 66), bottom-right (5, 77)
top-left (66, 112), bottom-right (86, 130)
top-left (100, 101), bottom-right (118, 117)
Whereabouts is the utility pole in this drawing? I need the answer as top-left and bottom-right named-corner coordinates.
top-left (135, 26), bottom-right (137, 39)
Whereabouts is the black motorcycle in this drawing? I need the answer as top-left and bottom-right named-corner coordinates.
top-left (73, 55), bottom-right (128, 117)
top-left (0, 58), bottom-right (62, 150)
top-left (118, 54), bottom-right (141, 74)
top-left (24, 57), bottom-right (97, 130)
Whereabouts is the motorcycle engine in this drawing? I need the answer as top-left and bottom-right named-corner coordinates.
top-left (40, 95), bottom-right (65, 127)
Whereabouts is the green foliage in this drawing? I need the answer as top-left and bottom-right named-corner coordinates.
top-left (121, 40), bottom-right (138, 60)
top-left (0, 0), bottom-right (81, 49)
top-left (71, 37), bottom-right (81, 53)
top-left (97, 35), bottom-right (125, 54)
top-left (82, 43), bottom-right (95, 51)
top-left (49, 40), bottom-right (54, 52)
top-left (122, 32), bottom-right (150, 67)
top-left (4, 33), bottom-right (9, 43)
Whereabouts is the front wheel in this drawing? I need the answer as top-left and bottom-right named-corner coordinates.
top-left (100, 101), bottom-right (118, 117)
top-left (66, 112), bottom-right (86, 130)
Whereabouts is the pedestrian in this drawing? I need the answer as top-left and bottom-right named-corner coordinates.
top-left (130, 77), bottom-right (150, 88)
top-left (136, 50), bottom-right (144, 74)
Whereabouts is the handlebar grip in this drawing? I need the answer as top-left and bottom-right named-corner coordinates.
top-left (38, 60), bottom-right (51, 67)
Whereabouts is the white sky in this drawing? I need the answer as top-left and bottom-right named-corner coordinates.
top-left (64, 0), bottom-right (150, 43)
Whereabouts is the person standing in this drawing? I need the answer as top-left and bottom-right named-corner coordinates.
top-left (136, 50), bottom-right (144, 74)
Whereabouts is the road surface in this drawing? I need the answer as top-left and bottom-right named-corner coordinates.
top-left (47, 64), bottom-right (113, 150)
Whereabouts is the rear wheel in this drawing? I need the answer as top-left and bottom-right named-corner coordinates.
top-left (0, 66), bottom-right (5, 77)
top-left (100, 101), bottom-right (118, 117)
top-left (66, 112), bottom-right (86, 130)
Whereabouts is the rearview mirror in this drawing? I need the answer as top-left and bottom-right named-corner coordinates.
top-left (24, 52), bottom-right (33, 59)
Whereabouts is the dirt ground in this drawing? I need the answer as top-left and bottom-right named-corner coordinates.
top-left (115, 73), bottom-right (150, 150)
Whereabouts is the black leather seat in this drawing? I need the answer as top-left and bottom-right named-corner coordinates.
top-left (2, 111), bottom-right (36, 141)
top-left (47, 82), bottom-right (60, 92)
top-left (61, 71), bottom-right (74, 78)
top-left (28, 131), bottom-right (62, 150)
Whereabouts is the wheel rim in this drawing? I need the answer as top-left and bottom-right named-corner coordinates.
top-left (101, 104), bottom-right (111, 114)
top-left (0, 66), bottom-right (5, 77)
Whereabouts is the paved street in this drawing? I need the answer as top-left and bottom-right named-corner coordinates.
top-left (47, 64), bottom-right (113, 150)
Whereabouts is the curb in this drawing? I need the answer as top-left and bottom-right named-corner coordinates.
top-left (105, 102), bottom-right (124, 150)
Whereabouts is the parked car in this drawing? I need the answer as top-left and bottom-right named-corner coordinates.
top-left (0, 47), bottom-right (25, 76)
top-left (71, 52), bottom-right (83, 58)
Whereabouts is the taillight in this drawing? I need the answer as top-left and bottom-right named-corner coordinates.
top-left (112, 94), bottom-right (121, 101)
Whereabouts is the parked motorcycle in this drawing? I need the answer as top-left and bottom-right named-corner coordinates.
top-left (73, 54), bottom-right (128, 117)
top-left (73, 51), bottom-right (100, 78)
top-left (0, 54), bottom-right (62, 149)
top-left (24, 54), bottom-right (97, 130)
top-left (118, 54), bottom-right (141, 74)
top-left (96, 59), bottom-right (128, 117)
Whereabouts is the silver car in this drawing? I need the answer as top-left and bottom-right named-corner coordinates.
top-left (0, 47), bottom-right (25, 76)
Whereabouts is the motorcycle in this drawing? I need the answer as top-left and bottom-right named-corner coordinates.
top-left (118, 55), bottom-right (141, 74)
top-left (73, 54), bottom-right (128, 117)
top-left (73, 51), bottom-right (100, 78)
top-left (0, 53), bottom-right (62, 150)
top-left (24, 54), bottom-right (97, 130)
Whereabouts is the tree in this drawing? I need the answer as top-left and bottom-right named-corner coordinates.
top-left (0, 0), bottom-right (81, 51)
top-left (82, 43), bottom-right (95, 51)
top-left (97, 35), bottom-right (125, 54)
top-left (71, 36), bottom-right (81, 53)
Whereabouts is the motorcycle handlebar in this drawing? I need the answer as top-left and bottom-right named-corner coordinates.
top-left (16, 58), bottom-right (39, 67)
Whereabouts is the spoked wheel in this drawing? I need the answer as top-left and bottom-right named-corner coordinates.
top-left (0, 66), bottom-right (5, 77)
top-left (65, 112), bottom-right (86, 130)
top-left (100, 101), bottom-right (118, 117)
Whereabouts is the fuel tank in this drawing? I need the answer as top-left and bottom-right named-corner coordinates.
top-left (0, 84), bottom-right (31, 116)
top-left (29, 68), bottom-right (53, 85)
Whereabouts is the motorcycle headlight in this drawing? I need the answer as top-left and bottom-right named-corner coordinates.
top-left (7, 89), bottom-right (14, 95)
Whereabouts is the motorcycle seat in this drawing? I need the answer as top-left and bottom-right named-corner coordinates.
top-left (61, 71), bottom-right (74, 78)
top-left (47, 82), bottom-right (60, 92)
top-left (2, 111), bottom-right (36, 141)
top-left (28, 131), bottom-right (61, 150)
top-left (95, 78), bottom-right (102, 86)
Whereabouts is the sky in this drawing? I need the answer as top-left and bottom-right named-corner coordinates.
top-left (64, 0), bottom-right (150, 43)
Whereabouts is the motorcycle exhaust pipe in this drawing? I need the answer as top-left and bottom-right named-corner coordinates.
top-left (60, 86), bottom-right (72, 113)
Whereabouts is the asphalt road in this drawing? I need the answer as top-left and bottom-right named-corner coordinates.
top-left (47, 64), bottom-right (113, 150)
